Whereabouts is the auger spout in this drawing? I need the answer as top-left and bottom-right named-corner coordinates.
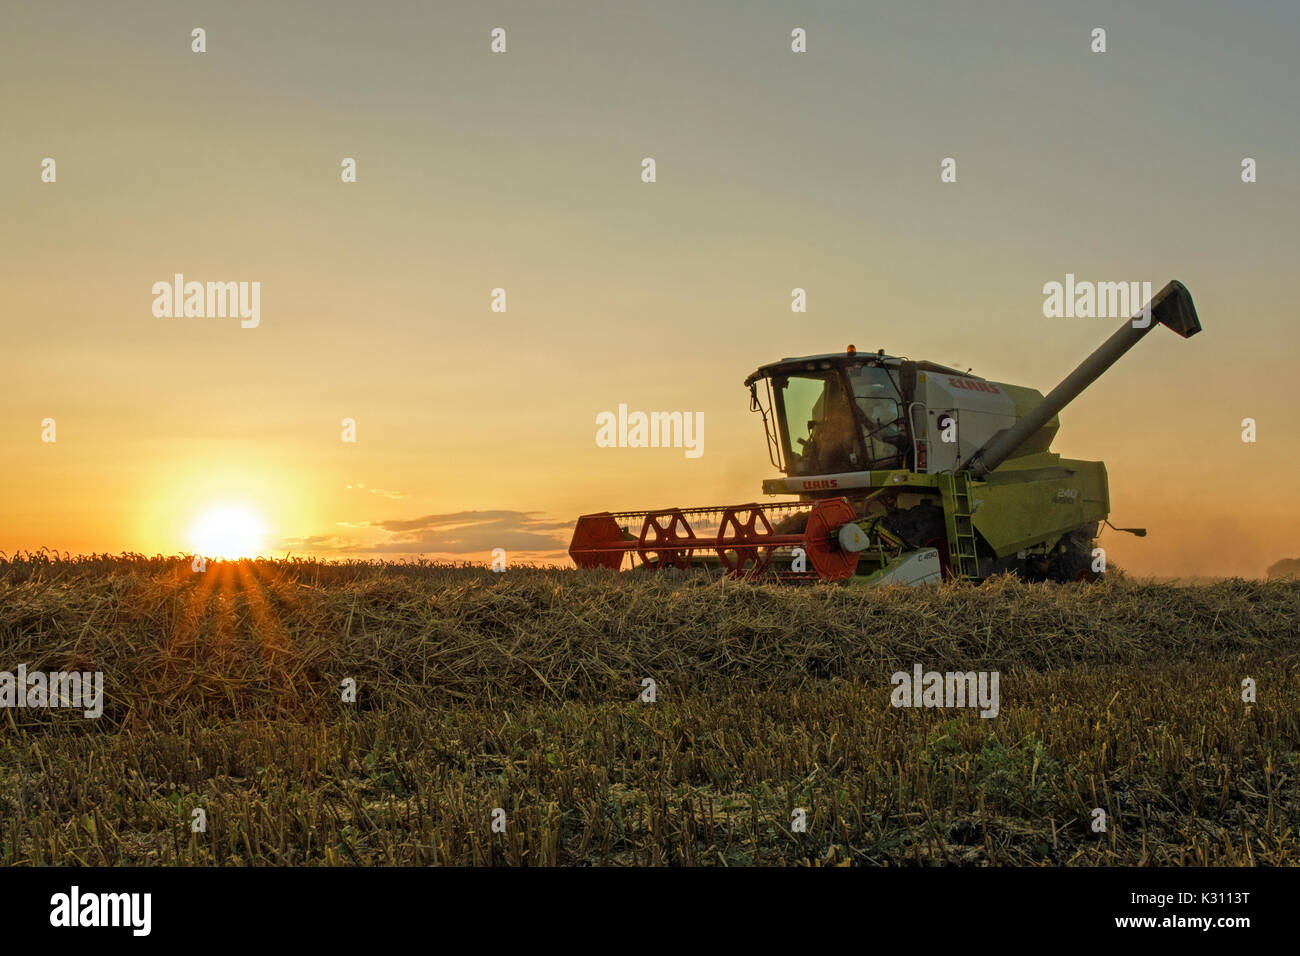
top-left (959, 280), bottom-right (1201, 480)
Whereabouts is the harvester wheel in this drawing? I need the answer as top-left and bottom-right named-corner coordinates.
top-left (878, 503), bottom-right (945, 549)
top-left (1045, 527), bottom-right (1100, 582)
top-left (879, 503), bottom-right (953, 579)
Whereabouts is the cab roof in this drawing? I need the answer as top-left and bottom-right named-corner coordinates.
top-left (744, 350), bottom-right (973, 387)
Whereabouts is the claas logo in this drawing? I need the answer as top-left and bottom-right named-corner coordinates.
top-left (947, 377), bottom-right (1001, 394)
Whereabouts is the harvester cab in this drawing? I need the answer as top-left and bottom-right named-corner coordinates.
top-left (571, 281), bottom-right (1201, 585)
top-left (748, 353), bottom-right (912, 477)
top-left (747, 352), bottom-right (936, 479)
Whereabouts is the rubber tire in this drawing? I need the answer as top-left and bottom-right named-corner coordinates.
top-left (1045, 526), bottom-right (1100, 582)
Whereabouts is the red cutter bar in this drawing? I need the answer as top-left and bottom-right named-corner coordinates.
top-left (569, 497), bottom-right (861, 581)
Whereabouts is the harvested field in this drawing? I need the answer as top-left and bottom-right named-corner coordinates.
top-left (1, 554), bottom-right (1297, 865)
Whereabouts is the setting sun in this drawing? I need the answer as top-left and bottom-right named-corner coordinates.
top-left (189, 505), bottom-right (267, 559)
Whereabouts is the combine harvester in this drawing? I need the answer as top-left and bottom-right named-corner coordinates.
top-left (570, 281), bottom-right (1201, 585)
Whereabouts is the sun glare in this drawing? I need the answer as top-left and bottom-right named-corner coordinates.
top-left (189, 505), bottom-right (267, 559)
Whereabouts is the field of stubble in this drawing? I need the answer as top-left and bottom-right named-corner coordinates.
top-left (1, 553), bottom-right (1297, 866)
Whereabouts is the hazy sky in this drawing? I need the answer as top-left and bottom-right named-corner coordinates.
top-left (2, 1), bottom-right (1298, 577)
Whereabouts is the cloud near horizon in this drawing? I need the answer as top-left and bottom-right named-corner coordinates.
top-left (284, 510), bottom-right (571, 555)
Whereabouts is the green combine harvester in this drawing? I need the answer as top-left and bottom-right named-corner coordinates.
top-left (570, 280), bottom-right (1202, 584)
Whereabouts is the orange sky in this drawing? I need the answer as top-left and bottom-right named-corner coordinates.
top-left (2, 2), bottom-right (1298, 578)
